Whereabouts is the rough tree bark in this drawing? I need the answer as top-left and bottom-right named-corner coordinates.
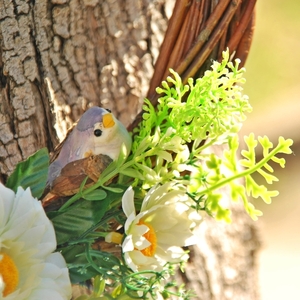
top-left (0, 0), bottom-right (174, 178)
top-left (0, 0), bottom-right (260, 299)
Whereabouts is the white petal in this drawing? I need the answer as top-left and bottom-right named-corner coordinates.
top-left (122, 186), bottom-right (135, 218)
top-left (155, 245), bottom-right (187, 263)
top-left (129, 250), bottom-right (158, 270)
top-left (131, 224), bottom-right (149, 236)
top-left (142, 205), bottom-right (177, 230)
top-left (124, 212), bottom-right (136, 233)
top-left (156, 230), bottom-right (196, 247)
top-left (141, 183), bottom-right (169, 211)
top-left (38, 253), bottom-right (71, 299)
top-left (123, 252), bottom-right (138, 272)
top-left (0, 185), bottom-right (72, 300)
top-left (134, 236), bottom-right (151, 251)
top-left (0, 276), bottom-right (4, 296)
top-left (30, 289), bottom-right (67, 300)
top-left (0, 183), bottom-right (15, 231)
top-left (122, 235), bottom-right (135, 252)
top-left (122, 182), bottom-right (202, 273)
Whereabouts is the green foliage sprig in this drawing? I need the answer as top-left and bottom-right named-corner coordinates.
top-left (117, 49), bottom-right (293, 222)
top-left (6, 49), bottom-right (293, 299)
top-left (189, 134), bottom-right (293, 222)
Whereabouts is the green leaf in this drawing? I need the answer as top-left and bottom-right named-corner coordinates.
top-left (50, 197), bottom-right (110, 245)
top-left (93, 275), bottom-right (106, 296)
top-left (271, 156), bottom-right (286, 168)
top-left (50, 185), bottom-right (126, 245)
top-left (62, 244), bottom-right (100, 283)
top-left (116, 143), bottom-right (129, 167)
top-left (63, 244), bottom-right (124, 284)
top-left (83, 189), bottom-right (107, 201)
top-left (101, 186), bottom-right (124, 193)
top-left (119, 167), bottom-right (145, 180)
top-left (257, 168), bottom-right (278, 184)
top-left (230, 182), bottom-right (245, 202)
top-left (98, 160), bottom-right (118, 183)
top-left (245, 175), bottom-right (278, 204)
top-left (6, 148), bottom-right (49, 198)
top-left (206, 154), bottom-right (221, 169)
top-left (73, 296), bottom-right (89, 300)
top-left (278, 137), bottom-right (293, 154)
top-left (137, 164), bottom-right (158, 178)
top-left (74, 296), bottom-right (94, 300)
top-left (245, 202), bottom-right (263, 221)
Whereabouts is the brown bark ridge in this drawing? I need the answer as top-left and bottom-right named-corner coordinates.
top-left (181, 205), bottom-right (260, 300)
top-left (0, 0), bottom-right (174, 180)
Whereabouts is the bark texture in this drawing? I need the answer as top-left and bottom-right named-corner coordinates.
top-left (181, 192), bottom-right (260, 300)
top-left (0, 1), bottom-right (261, 299)
top-left (0, 0), bottom-right (173, 178)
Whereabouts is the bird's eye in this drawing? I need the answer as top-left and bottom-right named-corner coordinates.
top-left (105, 108), bottom-right (111, 113)
top-left (94, 129), bottom-right (102, 137)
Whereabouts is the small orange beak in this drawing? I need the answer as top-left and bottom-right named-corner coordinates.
top-left (103, 113), bottom-right (115, 128)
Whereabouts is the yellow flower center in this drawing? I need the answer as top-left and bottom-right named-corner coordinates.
top-left (138, 220), bottom-right (157, 257)
top-left (0, 252), bottom-right (19, 297)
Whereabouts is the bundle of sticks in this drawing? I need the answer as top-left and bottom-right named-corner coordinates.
top-left (129, 0), bottom-right (256, 131)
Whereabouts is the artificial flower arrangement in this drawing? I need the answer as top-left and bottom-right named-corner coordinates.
top-left (0, 50), bottom-right (293, 299)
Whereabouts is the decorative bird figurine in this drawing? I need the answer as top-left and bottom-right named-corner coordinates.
top-left (46, 106), bottom-right (132, 193)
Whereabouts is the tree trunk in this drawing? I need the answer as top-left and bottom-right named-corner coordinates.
top-left (0, 0), bottom-right (172, 178)
top-left (0, 1), bottom-right (261, 299)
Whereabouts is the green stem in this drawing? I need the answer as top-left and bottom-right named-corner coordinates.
top-left (198, 143), bottom-right (285, 196)
top-left (58, 148), bottom-right (157, 211)
top-left (193, 137), bottom-right (218, 154)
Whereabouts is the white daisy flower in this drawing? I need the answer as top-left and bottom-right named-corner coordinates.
top-left (121, 183), bottom-right (202, 273)
top-left (0, 183), bottom-right (72, 300)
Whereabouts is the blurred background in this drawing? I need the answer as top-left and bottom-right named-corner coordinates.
top-left (240, 0), bottom-right (300, 299)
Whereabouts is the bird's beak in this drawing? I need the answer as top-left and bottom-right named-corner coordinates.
top-left (103, 113), bottom-right (115, 128)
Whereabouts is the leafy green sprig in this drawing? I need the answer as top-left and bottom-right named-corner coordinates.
top-left (188, 134), bottom-right (293, 221)
top-left (5, 49), bottom-right (294, 299)
top-left (125, 51), bottom-right (252, 190)
top-left (117, 49), bottom-right (293, 222)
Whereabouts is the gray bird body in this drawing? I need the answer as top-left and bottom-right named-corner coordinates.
top-left (47, 107), bottom-right (131, 187)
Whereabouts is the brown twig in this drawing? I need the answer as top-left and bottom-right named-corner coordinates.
top-left (128, 0), bottom-right (256, 133)
top-left (181, 0), bottom-right (243, 83)
top-left (234, 12), bottom-right (256, 66)
top-left (226, 0), bottom-right (257, 60)
top-left (171, 0), bottom-right (232, 78)
top-left (147, 0), bottom-right (190, 103)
